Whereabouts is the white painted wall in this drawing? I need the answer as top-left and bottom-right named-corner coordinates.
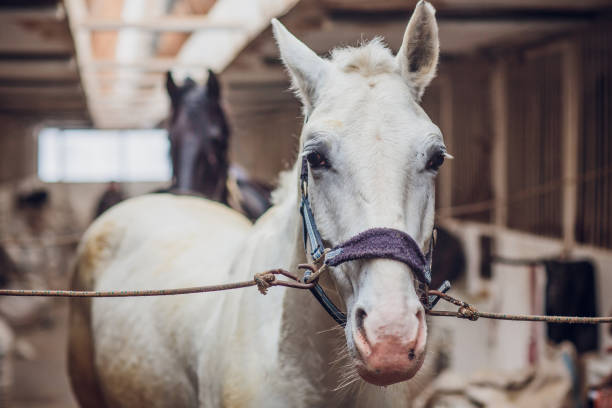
top-left (436, 219), bottom-right (612, 375)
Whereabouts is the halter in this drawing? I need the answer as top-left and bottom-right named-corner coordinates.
top-left (299, 156), bottom-right (450, 327)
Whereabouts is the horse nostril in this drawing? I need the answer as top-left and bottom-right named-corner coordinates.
top-left (356, 308), bottom-right (367, 332)
top-left (355, 307), bottom-right (369, 348)
top-left (408, 349), bottom-right (416, 360)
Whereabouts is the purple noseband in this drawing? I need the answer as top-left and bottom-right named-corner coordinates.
top-left (325, 228), bottom-right (432, 286)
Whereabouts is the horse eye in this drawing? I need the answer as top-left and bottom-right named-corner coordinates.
top-left (306, 151), bottom-right (329, 169)
top-left (426, 152), bottom-right (445, 172)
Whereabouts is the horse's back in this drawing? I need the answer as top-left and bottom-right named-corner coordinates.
top-left (68, 194), bottom-right (251, 407)
top-left (76, 193), bottom-right (250, 283)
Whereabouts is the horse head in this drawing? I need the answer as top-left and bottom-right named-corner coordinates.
top-left (273, 0), bottom-right (446, 386)
top-left (166, 70), bottom-right (230, 201)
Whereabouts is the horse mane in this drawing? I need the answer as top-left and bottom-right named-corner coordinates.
top-left (330, 37), bottom-right (396, 77)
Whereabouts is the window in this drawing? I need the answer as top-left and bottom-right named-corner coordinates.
top-left (38, 128), bottom-right (171, 183)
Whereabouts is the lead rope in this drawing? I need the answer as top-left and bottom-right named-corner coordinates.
top-left (0, 269), bottom-right (314, 298)
top-left (0, 272), bottom-right (610, 324)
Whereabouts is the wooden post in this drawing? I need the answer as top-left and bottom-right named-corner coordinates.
top-left (438, 72), bottom-right (453, 217)
top-left (561, 41), bottom-right (579, 253)
top-left (491, 61), bottom-right (508, 227)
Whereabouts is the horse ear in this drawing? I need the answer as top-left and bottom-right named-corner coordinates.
top-left (166, 71), bottom-right (183, 110)
top-left (206, 69), bottom-right (220, 100)
top-left (271, 18), bottom-right (328, 114)
top-left (166, 71), bottom-right (181, 105)
top-left (396, 1), bottom-right (439, 101)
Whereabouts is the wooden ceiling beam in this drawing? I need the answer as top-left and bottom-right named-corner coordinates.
top-left (0, 98), bottom-right (85, 111)
top-left (0, 59), bottom-right (78, 80)
top-left (86, 95), bottom-right (165, 104)
top-left (0, 78), bottom-right (81, 87)
top-left (82, 58), bottom-right (208, 72)
top-left (320, 0), bottom-right (612, 13)
top-left (0, 1), bottom-right (60, 8)
top-left (88, 0), bottom-right (123, 60)
top-left (0, 84), bottom-right (82, 96)
top-left (86, 86), bottom-right (160, 94)
top-left (326, 7), bottom-right (603, 21)
top-left (156, 0), bottom-right (217, 57)
top-left (254, 18), bottom-right (586, 59)
top-left (79, 16), bottom-right (242, 32)
top-left (81, 71), bottom-right (163, 79)
top-left (0, 5), bottom-right (75, 55)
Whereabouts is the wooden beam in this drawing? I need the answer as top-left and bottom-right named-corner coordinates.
top-left (561, 41), bottom-right (579, 252)
top-left (89, 100), bottom-right (166, 108)
top-left (89, 0), bottom-right (123, 59)
top-left (0, 1), bottom-right (60, 8)
top-left (79, 17), bottom-right (243, 32)
top-left (87, 87), bottom-right (160, 96)
top-left (81, 71), bottom-right (163, 80)
top-left (65, 0), bottom-right (96, 123)
top-left (0, 59), bottom-right (78, 80)
top-left (322, 0), bottom-right (609, 14)
top-left (91, 104), bottom-right (166, 111)
top-left (0, 78), bottom-right (81, 87)
top-left (91, 81), bottom-right (160, 90)
top-left (0, 98), bottom-right (85, 111)
top-left (82, 59), bottom-right (208, 72)
top-left (157, 0), bottom-right (217, 57)
top-left (0, 84), bottom-right (83, 97)
top-left (0, 5), bottom-right (75, 55)
top-left (87, 97), bottom-right (165, 106)
top-left (491, 61), bottom-right (508, 227)
top-left (437, 73), bottom-right (453, 218)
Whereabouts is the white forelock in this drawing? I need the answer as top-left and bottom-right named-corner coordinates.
top-left (329, 37), bottom-right (397, 78)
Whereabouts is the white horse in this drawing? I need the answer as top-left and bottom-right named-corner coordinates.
top-left (68, 2), bottom-right (447, 406)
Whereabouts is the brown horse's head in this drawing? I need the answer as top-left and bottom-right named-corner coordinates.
top-left (166, 70), bottom-right (229, 201)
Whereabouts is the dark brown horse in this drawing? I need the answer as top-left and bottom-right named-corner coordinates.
top-left (166, 70), bottom-right (229, 201)
top-left (166, 70), bottom-right (271, 220)
top-left (94, 70), bottom-right (271, 220)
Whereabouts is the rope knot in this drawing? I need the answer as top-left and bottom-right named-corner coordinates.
top-left (254, 272), bottom-right (276, 295)
top-left (458, 305), bottom-right (479, 321)
top-left (305, 264), bottom-right (329, 284)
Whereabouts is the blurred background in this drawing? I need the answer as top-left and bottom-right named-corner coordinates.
top-left (0, 0), bottom-right (612, 407)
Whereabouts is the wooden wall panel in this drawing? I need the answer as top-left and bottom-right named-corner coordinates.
top-left (447, 61), bottom-right (494, 222)
top-left (576, 24), bottom-right (612, 249)
top-left (506, 52), bottom-right (563, 238)
top-left (225, 79), bottom-right (302, 185)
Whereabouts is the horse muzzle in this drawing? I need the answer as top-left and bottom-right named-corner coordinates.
top-left (351, 294), bottom-right (427, 386)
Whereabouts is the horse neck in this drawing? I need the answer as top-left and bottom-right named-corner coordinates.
top-left (204, 162), bottom-right (229, 203)
top-left (173, 151), bottom-right (229, 203)
top-left (239, 166), bottom-right (350, 400)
